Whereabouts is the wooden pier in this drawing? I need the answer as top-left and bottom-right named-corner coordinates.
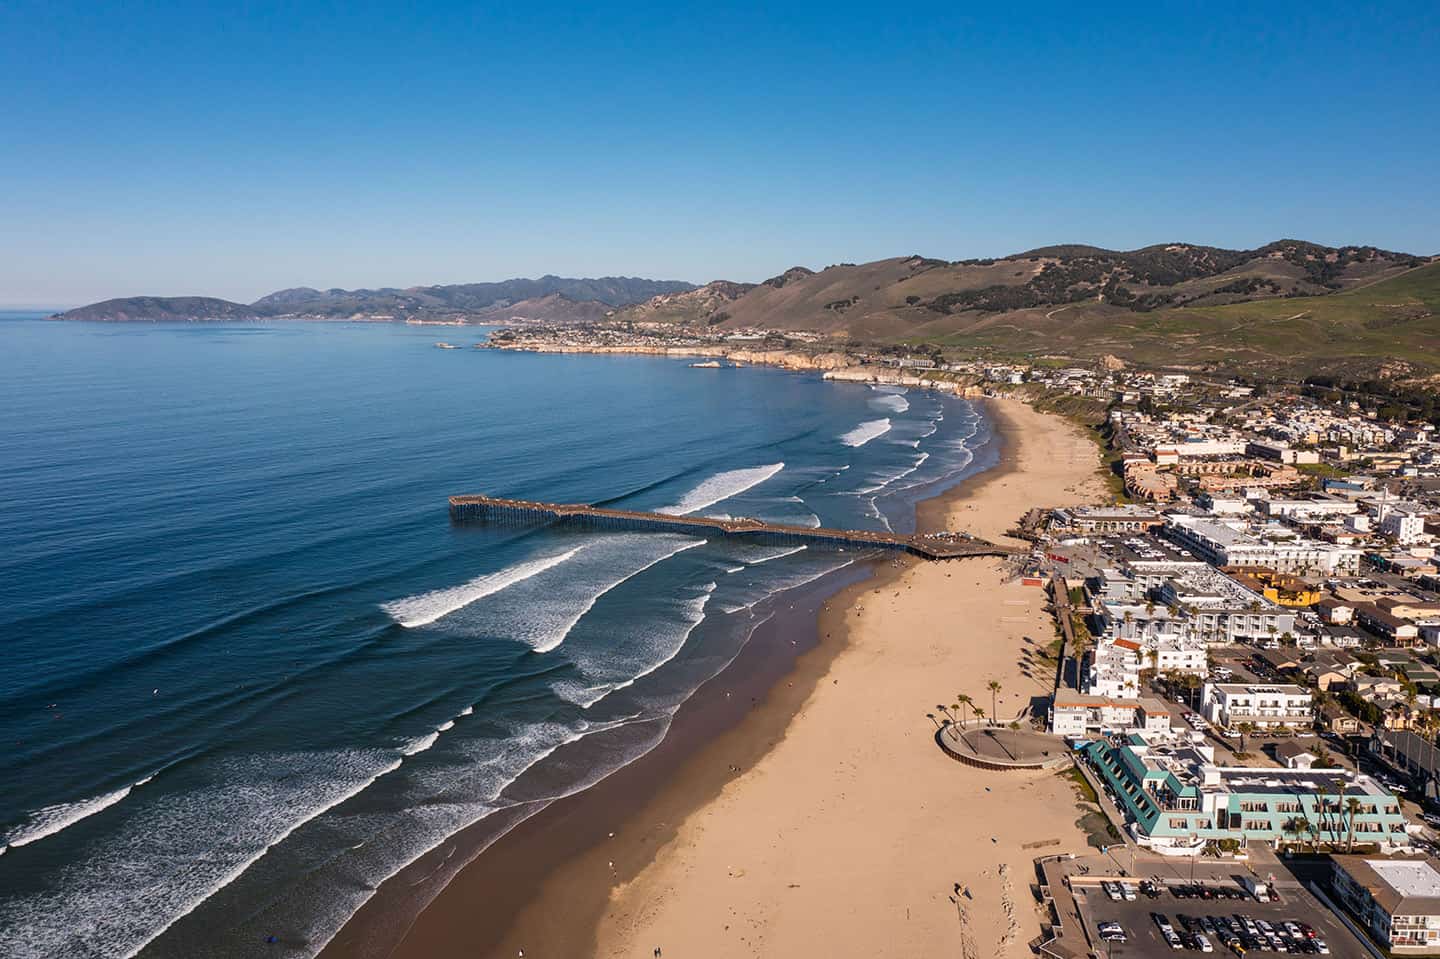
top-left (448, 494), bottom-right (1021, 561)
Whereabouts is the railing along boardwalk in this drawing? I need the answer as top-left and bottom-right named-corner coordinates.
top-left (449, 494), bottom-right (1021, 561)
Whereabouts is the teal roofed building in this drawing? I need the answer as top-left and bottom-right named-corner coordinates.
top-left (1079, 735), bottom-right (1410, 854)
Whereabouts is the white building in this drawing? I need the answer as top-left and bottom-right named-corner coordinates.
top-left (1049, 693), bottom-right (1174, 737)
top-left (1202, 682), bottom-right (1313, 731)
top-left (1381, 507), bottom-right (1428, 545)
top-left (1086, 637), bottom-right (1142, 698)
top-left (1165, 515), bottom-right (1363, 575)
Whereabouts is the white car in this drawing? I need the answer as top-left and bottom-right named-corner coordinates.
top-left (1119, 881), bottom-right (1137, 901)
top-left (1098, 921), bottom-right (1126, 942)
top-left (1193, 932), bottom-right (1214, 953)
top-left (1103, 881), bottom-right (1122, 901)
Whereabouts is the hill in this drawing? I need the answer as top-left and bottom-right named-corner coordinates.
top-left (615, 240), bottom-right (1428, 344)
top-left (55, 276), bottom-right (695, 323)
top-left (56, 296), bottom-right (260, 322)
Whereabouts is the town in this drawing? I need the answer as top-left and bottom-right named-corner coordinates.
top-left (490, 320), bottom-right (1440, 957)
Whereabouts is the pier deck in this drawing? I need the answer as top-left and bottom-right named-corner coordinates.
top-left (449, 494), bottom-right (1022, 561)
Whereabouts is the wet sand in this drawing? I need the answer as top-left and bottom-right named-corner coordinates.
top-left (324, 396), bottom-right (1107, 959)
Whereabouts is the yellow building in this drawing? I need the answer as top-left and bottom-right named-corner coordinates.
top-left (1223, 567), bottom-right (1323, 607)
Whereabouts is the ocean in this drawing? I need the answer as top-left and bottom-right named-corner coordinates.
top-left (0, 317), bottom-right (997, 957)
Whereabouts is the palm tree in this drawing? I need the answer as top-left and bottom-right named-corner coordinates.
top-left (1346, 797), bottom-right (1363, 852)
top-left (1237, 721), bottom-right (1255, 755)
top-left (1315, 784), bottom-right (1329, 845)
top-left (950, 703), bottom-right (964, 729)
top-left (1293, 816), bottom-right (1313, 853)
top-left (936, 703), bottom-right (954, 727)
top-left (987, 680), bottom-right (1001, 724)
top-left (956, 693), bottom-right (973, 726)
top-left (972, 706), bottom-right (986, 725)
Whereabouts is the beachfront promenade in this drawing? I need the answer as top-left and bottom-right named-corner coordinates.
top-left (448, 494), bottom-right (1023, 561)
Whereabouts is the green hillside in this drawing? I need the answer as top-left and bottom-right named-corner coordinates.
top-left (922, 262), bottom-right (1440, 374)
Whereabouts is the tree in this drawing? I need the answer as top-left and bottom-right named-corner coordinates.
top-left (1346, 797), bottom-right (1363, 852)
top-left (972, 706), bottom-right (986, 725)
top-left (956, 693), bottom-right (973, 726)
top-left (1315, 784), bottom-right (1329, 844)
top-left (1293, 816), bottom-right (1313, 853)
top-left (987, 680), bottom-right (1002, 724)
top-left (1237, 721), bottom-right (1256, 755)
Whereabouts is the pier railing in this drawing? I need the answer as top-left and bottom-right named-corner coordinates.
top-left (448, 494), bottom-right (1020, 560)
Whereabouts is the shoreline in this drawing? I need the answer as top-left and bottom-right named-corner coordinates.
top-left (321, 388), bottom-right (1104, 959)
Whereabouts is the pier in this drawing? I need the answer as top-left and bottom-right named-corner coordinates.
top-left (448, 494), bottom-right (1022, 561)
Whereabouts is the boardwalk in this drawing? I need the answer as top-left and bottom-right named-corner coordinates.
top-left (448, 494), bottom-right (1021, 561)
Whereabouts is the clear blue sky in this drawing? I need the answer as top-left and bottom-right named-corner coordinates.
top-left (3, 1), bottom-right (1437, 307)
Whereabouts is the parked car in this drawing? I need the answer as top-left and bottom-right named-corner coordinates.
top-left (1103, 880), bottom-right (1122, 901)
top-left (1098, 921), bottom-right (1126, 942)
top-left (1194, 931), bottom-right (1215, 953)
top-left (1120, 881), bottom-right (1137, 901)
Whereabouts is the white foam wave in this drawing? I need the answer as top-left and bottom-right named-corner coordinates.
top-left (747, 545), bottom-right (807, 566)
top-left (607, 583), bottom-right (717, 694)
top-left (659, 463), bottom-right (784, 515)
top-left (382, 545), bottom-right (588, 628)
top-left (532, 538), bottom-right (705, 653)
top-left (458, 706), bottom-right (473, 717)
top-left (856, 451), bottom-right (931, 495)
top-left (1, 781), bottom-right (142, 852)
top-left (869, 393), bottom-right (910, 413)
top-left (437, 719), bottom-right (455, 732)
top-left (716, 559), bottom-right (855, 614)
top-left (839, 418), bottom-right (891, 447)
top-left (402, 732), bottom-right (440, 757)
top-left (0, 750), bottom-right (404, 959)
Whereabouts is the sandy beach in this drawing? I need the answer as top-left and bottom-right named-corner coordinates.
top-left (360, 396), bottom-right (1108, 959)
top-left (583, 397), bottom-right (1108, 959)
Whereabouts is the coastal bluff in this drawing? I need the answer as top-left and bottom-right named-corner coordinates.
top-left (484, 339), bottom-right (986, 395)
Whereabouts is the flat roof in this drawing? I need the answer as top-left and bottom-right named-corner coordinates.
top-left (1371, 860), bottom-right (1440, 899)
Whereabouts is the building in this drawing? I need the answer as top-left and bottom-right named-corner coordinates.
top-left (1080, 736), bottom-right (1408, 853)
top-left (1086, 638), bottom-right (1142, 698)
top-left (1056, 505), bottom-right (1166, 533)
top-left (1223, 567), bottom-right (1323, 607)
top-left (1357, 604), bottom-right (1423, 647)
top-left (1048, 694), bottom-right (1174, 737)
top-left (1202, 682), bottom-right (1313, 731)
top-left (1332, 855), bottom-right (1440, 953)
top-left (1382, 507), bottom-right (1429, 546)
top-left (1165, 515), bottom-right (1363, 575)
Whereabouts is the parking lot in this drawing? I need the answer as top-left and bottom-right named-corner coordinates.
top-left (1072, 877), bottom-right (1374, 958)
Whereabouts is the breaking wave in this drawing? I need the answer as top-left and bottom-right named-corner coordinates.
top-left (658, 463), bottom-right (784, 515)
top-left (839, 418), bottom-right (891, 447)
top-left (382, 546), bottom-right (588, 628)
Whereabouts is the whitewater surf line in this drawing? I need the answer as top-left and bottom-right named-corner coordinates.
top-left (530, 538), bottom-right (706, 653)
top-left (658, 462), bottom-right (785, 515)
top-left (382, 545), bottom-right (588, 628)
top-left (839, 418), bottom-right (891, 447)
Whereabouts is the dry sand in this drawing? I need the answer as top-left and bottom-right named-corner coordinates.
top-left (587, 398), bottom-right (1109, 959)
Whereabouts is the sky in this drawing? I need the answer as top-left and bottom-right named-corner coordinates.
top-left (2, 1), bottom-right (1437, 307)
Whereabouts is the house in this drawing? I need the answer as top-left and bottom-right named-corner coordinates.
top-left (1255, 649), bottom-right (1304, 676)
top-left (1354, 676), bottom-right (1406, 699)
top-left (1358, 604), bottom-right (1423, 647)
top-left (1320, 703), bottom-right (1362, 735)
top-left (1321, 625), bottom-right (1367, 649)
top-left (1202, 682), bottom-right (1313, 730)
top-left (1317, 595), bottom-right (1356, 625)
top-left (1331, 855), bottom-right (1440, 953)
top-left (1273, 740), bottom-right (1318, 769)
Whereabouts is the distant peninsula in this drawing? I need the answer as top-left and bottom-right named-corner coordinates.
top-left (53, 275), bottom-right (696, 323)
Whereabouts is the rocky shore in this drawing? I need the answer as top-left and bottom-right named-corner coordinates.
top-left (485, 338), bottom-right (988, 396)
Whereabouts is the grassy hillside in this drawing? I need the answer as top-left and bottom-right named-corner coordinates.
top-left (921, 262), bottom-right (1440, 374)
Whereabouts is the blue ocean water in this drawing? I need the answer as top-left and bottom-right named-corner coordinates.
top-left (0, 318), bottom-right (996, 957)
